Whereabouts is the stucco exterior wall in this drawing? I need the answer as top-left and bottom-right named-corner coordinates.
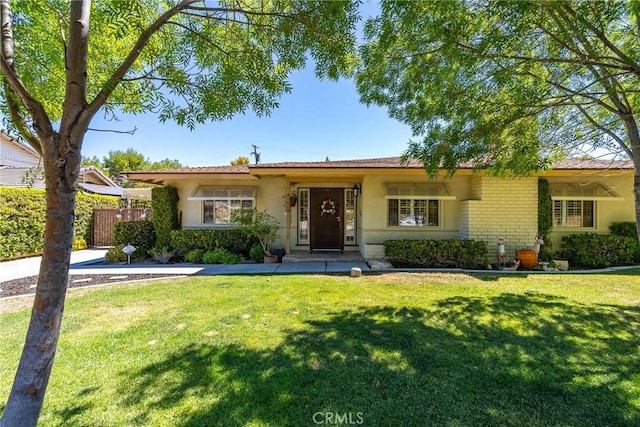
top-left (359, 174), bottom-right (471, 256)
top-left (162, 176), bottom-right (288, 249)
top-left (545, 173), bottom-right (635, 249)
top-left (459, 176), bottom-right (539, 263)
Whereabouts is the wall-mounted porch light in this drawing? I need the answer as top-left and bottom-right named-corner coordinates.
top-left (352, 184), bottom-right (361, 197)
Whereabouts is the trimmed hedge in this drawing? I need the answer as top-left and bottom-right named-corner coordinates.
top-left (0, 187), bottom-right (119, 260)
top-left (538, 178), bottom-right (553, 248)
top-left (152, 186), bottom-right (179, 249)
top-left (113, 220), bottom-right (156, 249)
top-left (610, 222), bottom-right (638, 240)
top-left (559, 233), bottom-right (640, 269)
top-left (170, 228), bottom-right (258, 258)
top-left (384, 239), bottom-right (488, 269)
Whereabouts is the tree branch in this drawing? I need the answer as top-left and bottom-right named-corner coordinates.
top-left (0, 0), bottom-right (54, 143)
top-left (576, 103), bottom-right (632, 158)
top-left (85, 0), bottom-right (201, 120)
top-left (87, 126), bottom-right (137, 135)
top-left (561, 2), bottom-right (640, 73)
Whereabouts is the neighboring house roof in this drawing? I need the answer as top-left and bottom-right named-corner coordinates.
top-left (123, 156), bottom-right (634, 185)
top-left (79, 166), bottom-right (120, 188)
top-left (0, 134), bottom-right (41, 168)
top-left (79, 182), bottom-right (123, 196)
top-left (0, 135), bottom-right (123, 196)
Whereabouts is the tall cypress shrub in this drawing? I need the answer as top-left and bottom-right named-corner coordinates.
top-left (538, 178), bottom-right (553, 249)
top-left (151, 186), bottom-right (179, 249)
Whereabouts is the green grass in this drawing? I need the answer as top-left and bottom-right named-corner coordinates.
top-left (1, 271), bottom-right (640, 426)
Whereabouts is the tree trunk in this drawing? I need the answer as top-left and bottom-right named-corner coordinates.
top-left (1, 1), bottom-right (90, 424)
top-left (0, 134), bottom-right (81, 426)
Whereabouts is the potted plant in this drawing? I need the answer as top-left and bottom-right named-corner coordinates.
top-left (231, 208), bottom-right (281, 263)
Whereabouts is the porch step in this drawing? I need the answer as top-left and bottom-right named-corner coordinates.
top-left (282, 251), bottom-right (365, 263)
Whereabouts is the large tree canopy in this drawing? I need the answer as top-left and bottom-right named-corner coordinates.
top-left (0, 1), bottom-right (358, 425)
top-left (357, 0), bottom-right (640, 176)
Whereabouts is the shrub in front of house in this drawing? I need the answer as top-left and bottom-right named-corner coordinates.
top-left (610, 222), bottom-right (638, 240)
top-left (113, 220), bottom-right (156, 250)
top-left (170, 229), bottom-right (257, 258)
top-left (106, 244), bottom-right (147, 263)
top-left (185, 249), bottom-right (206, 263)
top-left (152, 186), bottom-right (180, 249)
top-left (202, 247), bottom-right (243, 264)
top-left (249, 243), bottom-right (265, 262)
top-left (384, 239), bottom-right (488, 269)
top-left (558, 233), bottom-right (640, 269)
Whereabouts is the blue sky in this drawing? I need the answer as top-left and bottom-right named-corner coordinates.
top-left (84, 70), bottom-right (415, 167)
top-left (82, 2), bottom-right (415, 168)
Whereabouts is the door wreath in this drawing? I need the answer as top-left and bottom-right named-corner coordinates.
top-left (321, 198), bottom-right (336, 216)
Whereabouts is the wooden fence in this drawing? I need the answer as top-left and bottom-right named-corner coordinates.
top-left (92, 208), bottom-right (151, 247)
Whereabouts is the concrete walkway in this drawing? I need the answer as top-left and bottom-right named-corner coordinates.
top-left (4, 249), bottom-right (636, 283)
top-left (0, 248), bottom-right (110, 282)
top-left (0, 249), bottom-right (371, 282)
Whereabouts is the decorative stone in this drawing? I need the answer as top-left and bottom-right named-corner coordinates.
top-left (350, 267), bottom-right (362, 277)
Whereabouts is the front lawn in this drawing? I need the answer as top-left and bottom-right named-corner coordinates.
top-left (1, 271), bottom-right (640, 426)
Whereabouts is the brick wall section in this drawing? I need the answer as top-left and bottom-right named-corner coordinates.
top-left (460, 176), bottom-right (538, 264)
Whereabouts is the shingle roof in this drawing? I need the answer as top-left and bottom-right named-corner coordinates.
top-left (551, 158), bottom-right (633, 170)
top-left (126, 165), bottom-right (250, 174)
top-left (124, 157), bottom-right (633, 176)
top-left (250, 157), bottom-right (426, 169)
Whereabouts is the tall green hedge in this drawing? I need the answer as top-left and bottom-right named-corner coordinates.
top-left (0, 187), bottom-right (119, 260)
top-left (113, 220), bottom-right (156, 248)
top-left (538, 178), bottom-right (553, 245)
top-left (151, 186), bottom-right (179, 249)
top-left (384, 239), bottom-right (488, 269)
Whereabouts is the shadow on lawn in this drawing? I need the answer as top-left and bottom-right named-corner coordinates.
top-left (112, 293), bottom-right (639, 426)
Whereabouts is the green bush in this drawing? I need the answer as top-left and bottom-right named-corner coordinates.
top-left (152, 186), bottom-right (179, 249)
top-left (203, 248), bottom-right (227, 264)
top-left (106, 244), bottom-right (148, 263)
top-left (538, 178), bottom-right (553, 250)
top-left (105, 245), bottom-right (128, 263)
top-left (249, 243), bottom-right (265, 262)
top-left (222, 251), bottom-right (244, 264)
top-left (384, 239), bottom-right (488, 269)
top-left (610, 222), bottom-right (638, 240)
top-left (559, 233), bottom-right (640, 268)
top-left (0, 187), bottom-right (118, 260)
top-left (185, 249), bottom-right (205, 263)
top-left (113, 220), bottom-right (156, 249)
top-left (170, 229), bottom-right (257, 257)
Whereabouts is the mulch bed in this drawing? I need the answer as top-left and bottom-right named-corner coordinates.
top-left (0, 274), bottom-right (181, 299)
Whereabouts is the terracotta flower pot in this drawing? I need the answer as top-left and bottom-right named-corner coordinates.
top-left (264, 255), bottom-right (279, 264)
top-left (515, 249), bottom-right (538, 270)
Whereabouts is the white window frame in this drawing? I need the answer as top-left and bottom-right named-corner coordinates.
top-left (387, 198), bottom-right (441, 227)
top-left (344, 188), bottom-right (357, 245)
top-left (385, 183), bottom-right (454, 228)
top-left (553, 199), bottom-right (595, 228)
top-left (298, 188), bottom-right (310, 244)
top-left (188, 186), bottom-right (256, 226)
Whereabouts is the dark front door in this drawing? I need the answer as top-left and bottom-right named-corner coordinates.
top-left (310, 188), bottom-right (343, 252)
